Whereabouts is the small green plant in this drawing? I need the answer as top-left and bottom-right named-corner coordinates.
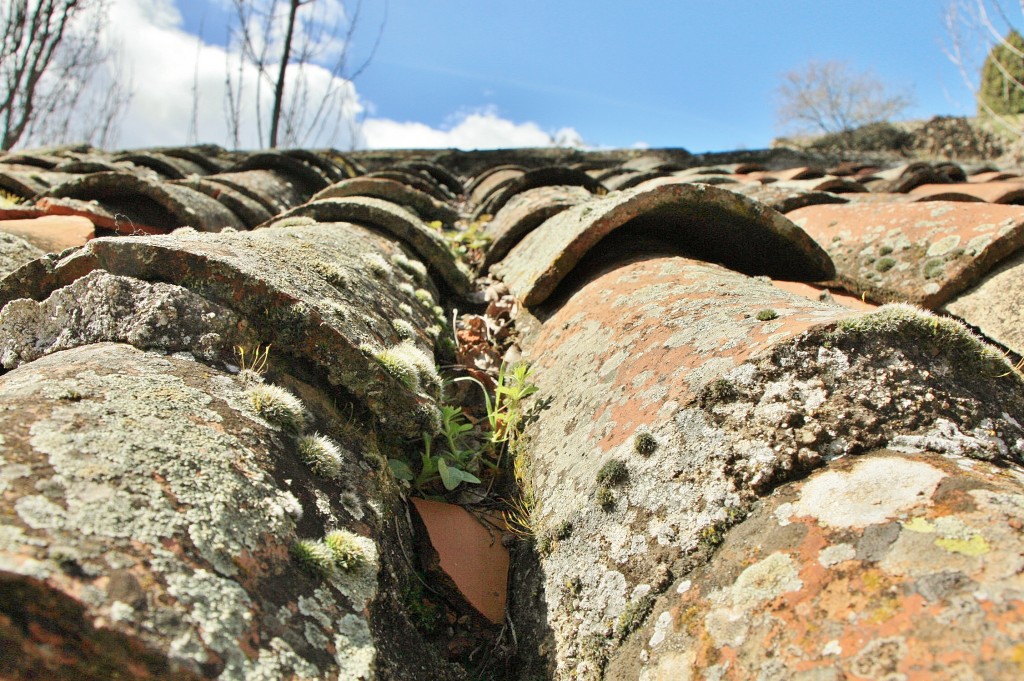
top-left (297, 433), bottom-right (344, 479)
top-left (246, 383), bottom-right (306, 433)
top-left (438, 217), bottom-right (493, 266)
top-left (633, 427), bottom-right (658, 456)
top-left (324, 529), bottom-right (366, 572)
top-left (701, 378), bottom-right (738, 406)
top-left (878, 245), bottom-right (894, 256)
top-left (755, 309), bottom-right (779, 321)
top-left (596, 459), bottom-right (628, 486)
top-left (924, 259), bottom-right (945, 279)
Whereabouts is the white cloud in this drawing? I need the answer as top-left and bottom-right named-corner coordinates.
top-left (361, 108), bottom-right (585, 150)
top-left (91, 0), bottom-right (582, 152)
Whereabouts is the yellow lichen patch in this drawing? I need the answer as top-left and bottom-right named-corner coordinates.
top-left (935, 534), bottom-right (990, 557)
top-left (902, 517), bottom-right (936, 533)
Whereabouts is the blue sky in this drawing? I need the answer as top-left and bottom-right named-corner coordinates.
top-left (108, 1), bottom-right (986, 152)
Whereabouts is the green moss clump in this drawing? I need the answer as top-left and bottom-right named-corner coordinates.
top-left (595, 485), bottom-right (615, 510)
top-left (324, 529), bottom-right (367, 572)
top-left (246, 383), bottom-right (306, 433)
top-left (701, 378), bottom-right (739, 407)
top-left (391, 318), bottom-right (417, 340)
top-left (297, 434), bottom-right (344, 479)
top-left (616, 594), bottom-right (656, 640)
top-left (291, 539), bottom-right (336, 577)
top-left (366, 340), bottom-right (440, 397)
top-left (875, 256), bottom-right (896, 273)
top-left (391, 252), bottom-right (428, 282)
top-left (596, 458), bottom-right (628, 486)
top-left (924, 259), bottom-right (945, 279)
top-left (831, 304), bottom-right (1013, 377)
top-left (633, 427), bottom-right (658, 456)
top-left (878, 245), bottom-right (894, 256)
top-left (755, 309), bottom-right (779, 321)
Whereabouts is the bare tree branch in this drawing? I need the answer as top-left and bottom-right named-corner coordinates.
top-left (775, 60), bottom-right (914, 137)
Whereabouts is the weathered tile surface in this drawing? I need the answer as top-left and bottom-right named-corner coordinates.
top-left (788, 201), bottom-right (1024, 308)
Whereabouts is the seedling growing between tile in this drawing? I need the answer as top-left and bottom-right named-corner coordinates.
top-left (235, 343), bottom-right (271, 386)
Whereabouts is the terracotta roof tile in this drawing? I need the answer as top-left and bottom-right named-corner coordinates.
top-left (0, 224), bottom-right (445, 437)
top-left (492, 180), bottom-right (834, 306)
top-left (910, 180), bottom-right (1024, 204)
top-left (312, 176), bottom-right (460, 226)
top-left (37, 171), bottom-right (246, 232)
top-left (727, 182), bottom-right (848, 214)
top-left (482, 185), bottom-right (592, 270)
top-left (944, 249), bottom-right (1024, 356)
top-left (472, 165), bottom-right (605, 220)
top-left (261, 195), bottom-right (472, 296)
top-left (788, 201), bottom-right (1024, 308)
top-left (0, 215), bottom-right (93, 253)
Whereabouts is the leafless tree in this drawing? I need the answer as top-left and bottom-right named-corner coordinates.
top-left (223, 0), bottom-right (386, 149)
top-left (775, 60), bottom-right (913, 136)
top-left (0, 0), bottom-right (131, 151)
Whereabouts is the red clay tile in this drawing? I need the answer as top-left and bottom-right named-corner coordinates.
top-left (944, 249), bottom-right (1024, 357)
top-left (411, 498), bottom-right (509, 624)
top-left (312, 177), bottom-right (459, 226)
top-left (492, 180), bottom-right (834, 306)
top-left (0, 215), bottom-right (94, 253)
top-left (910, 181), bottom-right (1024, 204)
top-left (771, 279), bottom-right (877, 311)
top-left (788, 201), bottom-right (1024, 308)
top-left (482, 185), bottom-right (593, 269)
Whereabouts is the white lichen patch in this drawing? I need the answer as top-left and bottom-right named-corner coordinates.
top-left (788, 457), bottom-right (945, 528)
top-left (818, 543), bottom-right (856, 568)
top-left (335, 613), bottom-right (376, 680)
top-left (0, 270), bottom-right (243, 370)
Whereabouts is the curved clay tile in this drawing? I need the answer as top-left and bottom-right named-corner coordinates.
top-left (113, 151), bottom-right (209, 179)
top-left (491, 180), bottom-right (834, 307)
top-left (968, 169), bottom-right (1020, 183)
top-left (0, 342), bottom-right (461, 679)
top-left (466, 165), bottom-right (526, 207)
top-left (52, 158), bottom-right (127, 174)
top-left (944, 248), bottom-right (1024, 356)
top-left (620, 155), bottom-right (688, 173)
top-left (788, 201), bottom-right (1024, 308)
top-left (602, 170), bottom-right (670, 191)
top-left (0, 231), bottom-right (43, 278)
top-left (172, 177), bottom-right (274, 228)
top-left (321, 149), bottom-right (367, 178)
top-left (481, 185), bottom-right (594, 270)
top-left (474, 166), bottom-right (606, 219)
top-left (906, 184), bottom-right (989, 203)
top-left (311, 177), bottom-right (460, 226)
top-left (664, 172), bottom-right (741, 186)
top-left (0, 167), bottom-right (77, 198)
top-left (0, 215), bottom-right (93, 253)
top-left (158, 145), bottom-right (235, 173)
top-left (283, 149), bottom-right (351, 184)
top-left (0, 153), bottom-right (62, 169)
top-left (0, 224), bottom-right (446, 437)
top-left (366, 169), bottom-right (452, 202)
top-left (869, 167), bottom-right (950, 194)
top-left (396, 160), bottom-right (465, 196)
top-left (746, 166), bottom-right (825, 182)
top-left (726, 183), bottom-right (848, 214)
top-left (231, 151), bottom-right (331, 196)
top-left (204, 169), bottom-right (309, 216)
top-left (911, 181), bottom-right (1024, 205)
top-left (515, 256), bottom-right (1024, 677)
top-left (38, 171), bottom-right (246, 232)
top-left (772, 176), bottom-right (868, 194)
top-left (260, 196), bottom-right (472, 296)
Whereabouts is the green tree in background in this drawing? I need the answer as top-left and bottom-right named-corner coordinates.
top-left (978, 29), bottom-right (1024, 116)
